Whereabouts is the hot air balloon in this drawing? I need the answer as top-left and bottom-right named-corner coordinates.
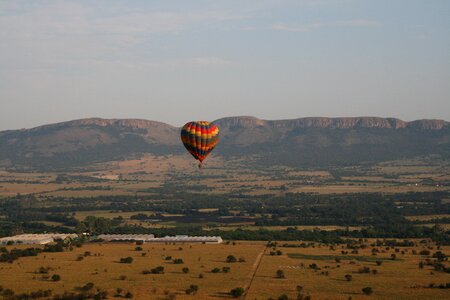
top-left (180, 121), bottom-right (219, 168)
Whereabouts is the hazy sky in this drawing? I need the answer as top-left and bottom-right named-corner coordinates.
top-left (1, 0), bottom-right (449, 130)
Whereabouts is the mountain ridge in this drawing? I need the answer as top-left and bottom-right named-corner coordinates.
top-left (0, 116), bottom-right (449, 170)
top-left (2, 116), bottom-right (448, 133)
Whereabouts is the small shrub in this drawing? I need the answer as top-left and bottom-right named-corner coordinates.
top-left (345, 274), bottom-right (352, 281)
top-left (185, 284), bottom-right (199, 295)
top-left (51, 274), bottom-right (61, 281)
top-left (358, 267), bottom-right (370, 274)
top-left (276, 269), bottom-right (285, 279)
top-left (362, 287), bottom-right (373, 295)
top-left (173, 258), bottom-right (184, 264)
top-left (80, 282), bottom-right (95, 291)
top-left (182, 267), bottom-right (189, 274)
top-left (120, 257), bottom-right (133, 264)
top-left (151, 266), bottom-right (165, 274)
top-left (38, 267), bottom-right (50, 274)
top-left (230, 287), bottom-right (244, 298)
top-left (226, 255), bottom-right (237, 263)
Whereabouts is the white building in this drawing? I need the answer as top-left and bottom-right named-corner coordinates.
top-left (97, 234), bottom-right (154, 242)
top-left (0, 233), bottom-right (78, 245)
top-left (146, 235), bottom-right (223, 244)
top-left (96, 234), bottom-right (223, 244)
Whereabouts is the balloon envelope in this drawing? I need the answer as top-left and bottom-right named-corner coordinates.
top-left (180, 121), bottom-right (219, 162)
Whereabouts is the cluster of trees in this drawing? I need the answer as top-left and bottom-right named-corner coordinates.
top-left (0, 287), bottom-right (52, 300)
top-left (0, 282), bottom-right (108, 300)
top-left (1, 191), bottom-right (449, 244)
top-left (427, 282), bottom-right (450, 289)
top-left (0, 238), bottom-right (82, 263)
top-left (0, 247), bottom-right (41, 263)
top-left (142, 266), bottom-right (164, 274)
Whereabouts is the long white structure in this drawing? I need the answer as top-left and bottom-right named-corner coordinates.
top-left (97, 234), bottom-right (222, 244)
top-left (97, 234), bottom-right (155, 242)
top-left (0, 233), bottom-right (223, 245)
top-left (147, 235), bottom-right (223, 244)
top-left (0, 233), bottom-right (78, 245)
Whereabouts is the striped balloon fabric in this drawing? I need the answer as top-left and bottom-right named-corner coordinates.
top-left (180, 121), bottom-right (219, 165)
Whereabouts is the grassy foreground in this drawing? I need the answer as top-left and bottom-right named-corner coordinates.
top-left (0, 240), bottom-right (449, 299)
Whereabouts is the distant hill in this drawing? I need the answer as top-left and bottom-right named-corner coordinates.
top-left (0, 117), bottom-right (449, 170)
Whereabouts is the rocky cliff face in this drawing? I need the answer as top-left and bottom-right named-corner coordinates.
top-left (0, 116), bottom-right (448, 170)
top-left (214, 116), bottom-right (448, 130)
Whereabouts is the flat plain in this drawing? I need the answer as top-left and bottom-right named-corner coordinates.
top-left (1, 240), bottom-right (449, 299)
top-left (0, 155), bottom-right (449, 198)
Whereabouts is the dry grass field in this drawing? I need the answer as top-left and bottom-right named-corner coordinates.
top-left (0, 155), bottom-right (449, 198)
top-left (206, 225), bottom-right (364, 232)
top-left (1, 240), bottom-right (449, 299)
top-left (405, 215), bottom-right (450, 221)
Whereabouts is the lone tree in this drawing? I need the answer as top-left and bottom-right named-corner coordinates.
top-left (345, 274), bottom-right (352, 281)
top-left (182, 267), bottom-right (189, 274)
top-left (51, 274), bottom-right (61, 282)
top-left (276, 269), bottom-right (285, 279)
top-left (143, 266), bottom-right (165, 274)
top-left (120, 257), bottom-right (133, 264)
top-left (230, 287), bottom-right (244, 298)
top-left (362, 287), bottom-right (373, 295)
top-left (185, 285), bottom-right (199, 295)
top-left (226, 255), bottom-right (237, 263)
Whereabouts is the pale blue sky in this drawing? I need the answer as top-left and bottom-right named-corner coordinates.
top-left (0, 0), bottom-right (449, 130)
